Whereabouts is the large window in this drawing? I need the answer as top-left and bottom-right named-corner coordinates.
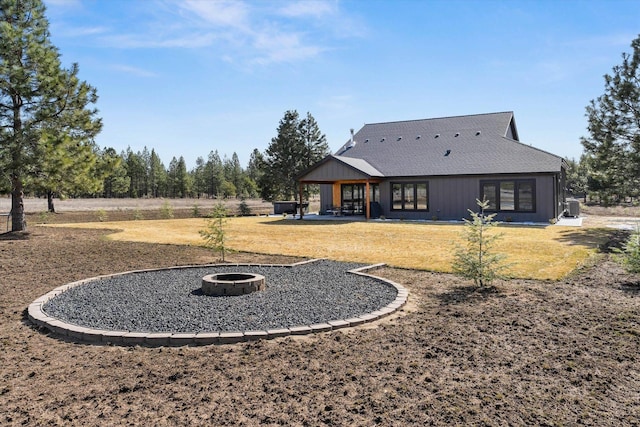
top-left (481, 179), bottom-right (535, 212)
top-left (391, 182), bottom-right (429, 211)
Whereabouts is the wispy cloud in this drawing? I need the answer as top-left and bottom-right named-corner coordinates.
top-left (45, 0), bottom-right (81, 7)
top-left (103, 32), bottom-right (217, 49)
top-left (278, 0), bottom-right (337, 18)
top-left (251, 30), bottom-right (325, 65)
top-left (57, 26), bottom-right (109, 38)
top-left (110, 64), bottom-right (158, 78)
top-left (178, 0), bottom-right (249, 29)
top-left (55, 0), bottom-right (362, 67)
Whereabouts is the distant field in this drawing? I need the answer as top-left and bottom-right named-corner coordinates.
top-left (0, 197), bottom-right (275, 213)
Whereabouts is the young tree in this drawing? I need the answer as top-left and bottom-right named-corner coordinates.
top-left (1, 0), bottom-right (101, 231)
top-left (452, 198), bottom-right (509, 287)
top-left (199, 202), bottom-right (231, 261)
top-left (581, 34), bottom-right (640, 204)
top-left (613, 224), bottom-right (640, 273)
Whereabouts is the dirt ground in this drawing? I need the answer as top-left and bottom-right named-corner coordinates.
top-left (1, 206), bottom-right (640, 425)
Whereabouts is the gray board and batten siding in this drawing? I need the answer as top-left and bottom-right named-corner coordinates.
top-left (300, 112), bottom-right (567, 223)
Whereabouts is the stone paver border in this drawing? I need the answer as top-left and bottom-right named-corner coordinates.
top-left (27, 259), bottom-right (408, 347)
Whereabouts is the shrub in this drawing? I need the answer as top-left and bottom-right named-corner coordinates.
top-left (239, 199), bottom-right (251, 216)
top-left (200, 202), bottom-right (231, 261)
top-left (452, 198), bottom-right (509, 287)
top-left (96, 209), bottom-right (108, 222)
top-left (192, 203), bottom-right (200, 218)
top-left (160, 200), bottom-right (174, 219)
top-left (133, 208), bottom-right (144, 220)
top-left (38, 211), bottom-right (50, 224)
top-left (613, 224), bottom-right (640, 273)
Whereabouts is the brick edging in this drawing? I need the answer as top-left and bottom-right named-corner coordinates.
top-left (27, 260), bottom-right (408, 346)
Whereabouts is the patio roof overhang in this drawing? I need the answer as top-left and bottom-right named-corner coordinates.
top-left (297, 155), bottom-right (384, 220)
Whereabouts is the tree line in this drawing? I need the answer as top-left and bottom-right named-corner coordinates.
top-left (1, 107), bottom-right (329, 213)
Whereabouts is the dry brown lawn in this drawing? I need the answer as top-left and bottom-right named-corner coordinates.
top-left (48, 216), bottom-right (600, 280)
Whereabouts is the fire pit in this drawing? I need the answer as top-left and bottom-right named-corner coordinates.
top-left (201, 272), bottom-right (266, 296)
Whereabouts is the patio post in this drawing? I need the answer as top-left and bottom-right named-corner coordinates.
top-left (365, 181), bottom-right (370, 220)
top-left (299, 183), bottom-right (304, 219)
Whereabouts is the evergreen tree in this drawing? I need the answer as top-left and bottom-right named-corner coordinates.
top-left (199, 202), bottom-right (231, 261)
top-left (148, 149), bottom-right (166, 197)
top-left (175, 156), bottom-right (189, 197)
top-left (247, 148), bottom-right (265, 182)
top-left (565, 156), bottom-right (589, 201)
top-left (100, 147), bottom-right (129, 198)
top-left (259, 110), bottom-right (328, 201)
top-left (191, 156), bottom-right (208, 198)
top-left (167, 156), bottom-right (179, 198)
top-left (0, 0), bottom-right (101, 231)
top-left (29, 132), bottom-right (103, 211)
top-left (581, 34), bottom-right (640, 204)
top-left (205, 150), bottom-right (225, 198)
top-left (299, 112), bottom-right (330, 170)
top-left (123, 148), bottom-right (147, 198)
top-left (452, 198), bottom-right (509, 287)
top-left (226, 152), bottom-right (243, 197)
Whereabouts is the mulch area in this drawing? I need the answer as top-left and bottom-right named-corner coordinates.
top-left (1, 223), bottom-right (639, 426)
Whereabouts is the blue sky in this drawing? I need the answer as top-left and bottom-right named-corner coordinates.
top-left (43, 0), bottom-right (640, 169)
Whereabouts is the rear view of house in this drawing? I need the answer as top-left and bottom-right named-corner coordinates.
top-left (298, 112), bottom-right (567, 223)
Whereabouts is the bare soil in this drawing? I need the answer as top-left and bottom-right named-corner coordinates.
top-left (1, 208), bottom-right (639, 426)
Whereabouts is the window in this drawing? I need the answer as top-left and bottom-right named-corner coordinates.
top-left (481, 180), bottom-right (535, 212)
top-left (391, 182), bottom-right (429, 211)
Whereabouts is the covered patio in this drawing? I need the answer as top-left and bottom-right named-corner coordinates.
top-left (296, 155), bottom-right (384, 220)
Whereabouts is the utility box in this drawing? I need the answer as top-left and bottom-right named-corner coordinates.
top-left (565, 199), bottom-right (580, 217)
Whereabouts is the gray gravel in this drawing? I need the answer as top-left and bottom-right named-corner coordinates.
top-left (42, 260), bottom-right (397, 333)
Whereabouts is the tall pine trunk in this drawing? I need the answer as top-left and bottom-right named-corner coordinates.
top-left (10, 174), bottom-right (26, 232)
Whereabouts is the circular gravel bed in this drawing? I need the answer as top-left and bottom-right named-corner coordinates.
top-left (31, 259), bottom-right (407, 345)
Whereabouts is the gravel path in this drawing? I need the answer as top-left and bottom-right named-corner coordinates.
top-left (42, 260), bottom-right (398, 333)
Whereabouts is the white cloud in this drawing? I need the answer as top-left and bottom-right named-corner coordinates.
top-left (82, 0), bottom-right (360, 67)
top-left (278, 0), bottom-right (337, 18)
top-left (45, 0), bottom-right (81, 7)
top-left (57, 26), bottom-right (109, 38)
top-left (110, 64), bottom-right (158, 78)
top-left (104, 32), bottom-right (217, 49)
top-left (178, 0), bottom-right (250, 29)
top-left (251, 29), bottom-right (325, 65)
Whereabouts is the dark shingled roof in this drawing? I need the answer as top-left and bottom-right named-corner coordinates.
top-left (333, 112), bottom-right (563, 177)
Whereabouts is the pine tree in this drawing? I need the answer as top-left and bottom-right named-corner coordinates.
top-left (0, 0), bottom-right (101, 231)
top-left (99, 148), bottom-right (129, 198)
top-left (581, 34), bottom-right (640, 204)
top-left (200, 202), bottom-right (231, 261)
top-left (452, 198), bottom-right (509, 287)
top-left (259, 110), bottom-right (329, 201)
top-left (613, 224), bottom-right (640, 273)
